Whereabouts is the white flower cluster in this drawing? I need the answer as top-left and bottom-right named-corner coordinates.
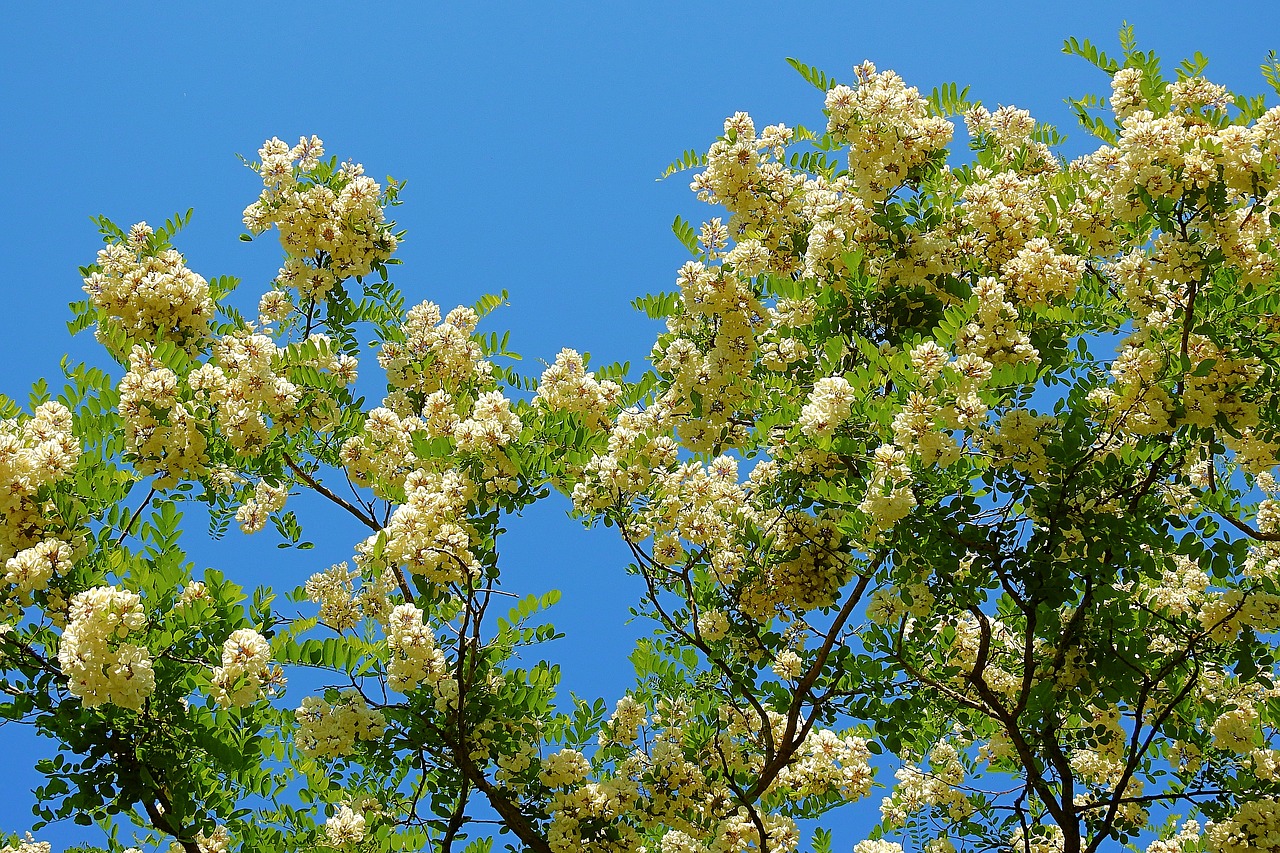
top-left (1206, 799), bottom-right (1280, 853)
top-left (369, 469), bottom-right (480, 585)
top-left (1, 833), bottom-right (51, 853)
top-left (1000, 237), bottom-right (1085, 306)
top-left (1210, 706), bottom-right (1260, 753)
top-left (1007, 824), bottom-right (1067, 853)
top-left (188, 332), bottom-right (301, 457)
top-left (56, 586), bottom-right (154, 710)
top-left (341, 406), bottom-right (422, 500)
top-left (858, 444), bottom-right (916, 533)
top-left (379, 301), bottom-right (488, 410)
top-left (600, 695), bottom-right (646, 745)
top-left (964, 104), bottom-right (1056, 175)
top-left (853, 842), bottom-right (903, 853)
top-left (454, 390), bottom-right (522, 455)
top-left (235, 479), bottom-right (289, 535)
top-left (1144, 820), bottom-right (1201, 853)
top-left (295, 689), bottom-right (386, 759)
top-left (571, 402), bottom-right (676, 513)
top-left (539, 748), bottom-right (592, 788)
top-left (118, 346), bottom-right (209, 487)
top-left (1, 402), bottom-right (81, 582)
top-left (774, 729), bottom-right (874, 802)
top-left (167, 826), bottom-right (230, 853)
top-left (1110, 67), bottom-right (1147, 119)
top-left (304, 562), bottom-right (361, 631)
top-left (654, 257), bottom-right (768, 451)
top-left (956, 277), bottom-right (1039, 369)
top-left (798, 376), bottom-right (856, 439)
top-left (824, 61), bottom-right (953, 200)
top-left (211, 628), bottom-right (279, 708)
top-left (880, 751), bottom-right (972, 828)
top-left (82, 222), bottom-right (213, 352)
top-left (384, 603), bottom-right (448, 693)
top-left (5, 538), bottom-right (77, 604)
top-left (690, 112), bottom-right (807, 267)
top-left (535, 348), bottom-right (622, 430)
top-left (243, 136), bottom-right (397, 287)
top-left (324, 804), bottom-right (368, 846)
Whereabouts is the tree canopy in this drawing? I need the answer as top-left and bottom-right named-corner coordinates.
top-left (3, 29), bottom-right (1280, 853)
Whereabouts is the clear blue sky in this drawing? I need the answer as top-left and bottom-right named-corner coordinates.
top-left (1, 2), bottom-right (1277, 848)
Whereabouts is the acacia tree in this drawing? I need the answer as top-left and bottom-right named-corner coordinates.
top-left (2, 29), bottom-right (1280, 853)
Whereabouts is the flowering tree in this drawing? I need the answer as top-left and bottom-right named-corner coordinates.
top-left (3, 29), bottom-right (1280, 853)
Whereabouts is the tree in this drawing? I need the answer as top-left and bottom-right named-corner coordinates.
top-left (3, 28), bottom-right (1280, 853)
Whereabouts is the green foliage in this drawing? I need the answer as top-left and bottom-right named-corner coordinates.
top-left (4, 28), bottom-right (1280, 853)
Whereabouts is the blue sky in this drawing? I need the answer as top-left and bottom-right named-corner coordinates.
top-left (2, 2), bottom-right (1278, 849)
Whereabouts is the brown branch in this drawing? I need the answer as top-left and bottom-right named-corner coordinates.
top-left (283, 451), bottom-right (380, 531)
top-left (964, 607), bottom-right (1072, 832)
top-left (282, 451), bottom-right (416, 602)
top-left (449, 742), bottom-right (551, 853)
top-left (1219, 512), bottom-right (1280, 542)
top-left (116, 484), bottom-right (158, 545)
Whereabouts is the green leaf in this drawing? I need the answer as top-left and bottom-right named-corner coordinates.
top-left (672, 215), bottom-right (699, 255)
top-left (785, 57), bottom-right (834, 92)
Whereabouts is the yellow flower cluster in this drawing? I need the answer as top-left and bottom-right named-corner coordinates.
top-left (799, 177), bottom-right (881, 283)
top-left (56, 586), bottom-right (154, 711)
top-left (1178, 335), bottom-right (1262, 430)
top-left (1000, 237), bottom-right (1084, 306)
top-left (120, 330), bottom-right (353, 490)
top-left (211, 627), bottom-right (280, 708)
top-left (243, 136), bottom-right (398, 289)
top-left (1210, 706), bottom-right (1260, 753)
top-left (82, 222), bottom-right (213, 353)
top-left (546, 774), bottom-right (643, 853)
top-left (539, 693), bottom-right (876, 853)
top-left (295, 690), bottom-right (386, 759)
